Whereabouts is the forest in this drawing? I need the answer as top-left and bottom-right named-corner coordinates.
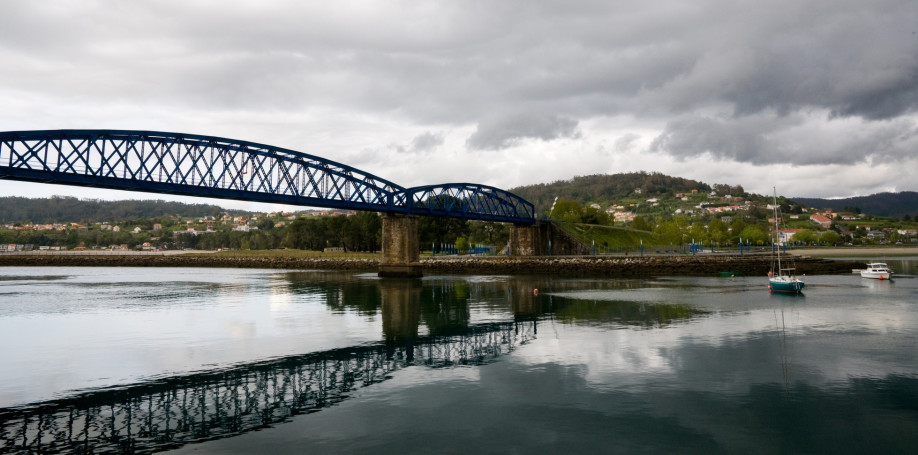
top-left (0, 196), bottom-right (231, 224)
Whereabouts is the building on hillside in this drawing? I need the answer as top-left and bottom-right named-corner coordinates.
top-left (613, 211), bottom-right (634, 222)
top-left (810, 214), bottom-right (832, 229)
top-left (777, 228), bottom-right (802, 245)
top-left (867, 231), bottom-right (886, 240)
top-left (174, 228), bottom-right (204, 236)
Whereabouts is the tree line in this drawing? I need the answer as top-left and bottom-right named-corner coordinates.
top-left (2, 211), bottom-right (512, 252)
top-left (0, 196), bottom-right (233, 224)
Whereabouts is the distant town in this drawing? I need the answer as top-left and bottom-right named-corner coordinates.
top-left (2, 176), bottom-right (917, 253)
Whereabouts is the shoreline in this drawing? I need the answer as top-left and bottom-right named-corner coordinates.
top-left (788, 247), bottom-right (918, 258)
top-left (0, 251), bottom-right (863, 276)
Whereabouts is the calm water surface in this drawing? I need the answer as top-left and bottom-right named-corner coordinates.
top-left (1, 262), bottom-right (917, 454)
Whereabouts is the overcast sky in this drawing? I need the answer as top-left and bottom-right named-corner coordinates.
top-left (2, 0), bottom-right (917, 211)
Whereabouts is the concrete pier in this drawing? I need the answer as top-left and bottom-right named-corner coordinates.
top-left (378, 215), bottom-right (423, 277)
top-left (508, 223), bottom-right (549, 256)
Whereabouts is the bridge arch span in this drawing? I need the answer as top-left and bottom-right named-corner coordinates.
top-left (402, 183), bottom-right (535, 224)
top-left (0, 129), bottom-right (407, 212)
top-left (0, 129), bottom-right (536, 224)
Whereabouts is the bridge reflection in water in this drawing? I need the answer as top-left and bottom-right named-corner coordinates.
top-left (0, 274), bottom-right (706, 454)
top-left (0, 277), bottom-right (543, 454)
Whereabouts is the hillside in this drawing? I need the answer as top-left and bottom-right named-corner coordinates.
top-left (793, 192), bottom-right (918, 219)
top-left (509, 172), bottom-right (743, 214)
top-left (0, 196), bottom-right (236, 224)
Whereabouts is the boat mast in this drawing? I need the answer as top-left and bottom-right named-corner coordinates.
top-left (773, 187), bottom-right (782, 274)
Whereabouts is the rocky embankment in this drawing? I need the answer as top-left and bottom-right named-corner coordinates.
top-left (0, 253), bottom-right (861, 276)
top-left (0, 254), bottom-right (377, 270)
top-left (422, 254), bottom-right (859, 275)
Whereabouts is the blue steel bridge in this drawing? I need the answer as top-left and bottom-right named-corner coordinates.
top-left (0, 129), bottom-right (536, 224)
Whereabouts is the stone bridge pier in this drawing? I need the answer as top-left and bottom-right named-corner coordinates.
top-left (509, 221), bottom-right (587, 256)
top-left (509, 222), bottom-right (551, 256)
top-left (379, 215), bottom-right (423, 277)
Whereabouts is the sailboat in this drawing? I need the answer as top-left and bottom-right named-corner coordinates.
top-left (768, 188), bottom-right (805, 293)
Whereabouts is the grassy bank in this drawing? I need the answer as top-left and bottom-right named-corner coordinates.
top-left (555, 222), bottom-right (656, 249)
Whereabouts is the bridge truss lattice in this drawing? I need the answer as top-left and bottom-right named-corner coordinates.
top-left (0, 130), bottom-right (535, 224)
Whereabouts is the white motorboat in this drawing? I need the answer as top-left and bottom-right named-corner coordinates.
top-left (860, 262), bottom-right (893, 280)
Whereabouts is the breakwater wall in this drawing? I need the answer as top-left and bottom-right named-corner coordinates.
top-left (0, 253), bottom-right (861, 276)
top-left (422, 254), bottom-right (859, 276)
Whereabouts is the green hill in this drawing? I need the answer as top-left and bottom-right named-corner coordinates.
top-left (509, 172), bottom-right (744, 215)
top-left (0, 196), bottom-right (237, 224)
top-left (793, 192), bottom-right (918, 219)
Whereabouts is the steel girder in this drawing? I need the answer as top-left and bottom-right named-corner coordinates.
top-left (0, 129), bottom-right (536, 224)
top-left (402, 183), bottom-right (535, 223)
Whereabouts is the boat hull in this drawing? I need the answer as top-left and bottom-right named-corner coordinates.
top-left (769, 278), bottom-right (805, 293)
top-left (860, 271), bottom-right (891, 280)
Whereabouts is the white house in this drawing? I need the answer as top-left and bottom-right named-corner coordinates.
top-left (777, 228), bottom-right (802, 245)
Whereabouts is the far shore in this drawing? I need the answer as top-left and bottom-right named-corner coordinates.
top-left (788, 247), bottom-right (918, 258)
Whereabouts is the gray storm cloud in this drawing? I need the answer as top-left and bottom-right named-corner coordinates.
top-left (409, 132), bottom-right (445, 153)
top-left (651, 114), bottom-right (918, 165)
top-left (466, 113), bottom-right (579, 150)
top-left (1, 0), bottom-right (917, 196)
